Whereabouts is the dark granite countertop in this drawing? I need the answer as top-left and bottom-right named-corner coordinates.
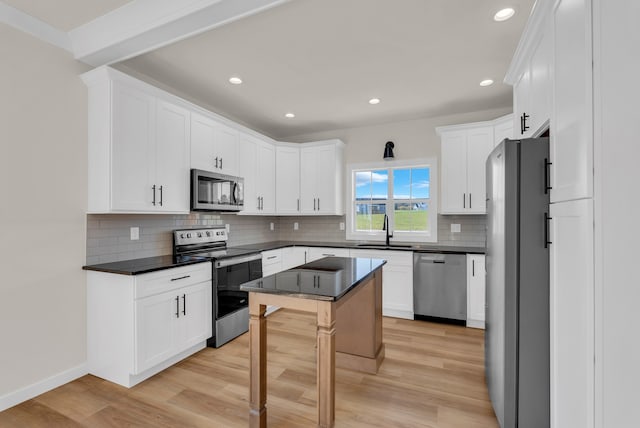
top-left (82, 255), bottom-right (210, 275)
top-left (240, 257), bottom-right (386, 301)
top-left (231, 240), bottom-right (485, 254)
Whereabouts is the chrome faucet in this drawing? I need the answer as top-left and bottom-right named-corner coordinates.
top-left (382, 214), bottom-right (393, 246)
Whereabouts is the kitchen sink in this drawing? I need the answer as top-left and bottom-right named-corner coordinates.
top-left (355, 243), bottom-right (414, 249)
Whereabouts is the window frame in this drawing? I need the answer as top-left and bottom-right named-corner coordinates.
top-left (345, 158), bottom-right (438, 243)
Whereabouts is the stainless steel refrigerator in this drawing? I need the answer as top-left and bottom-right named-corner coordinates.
top-left (485, 137), bottom-right (550, 428)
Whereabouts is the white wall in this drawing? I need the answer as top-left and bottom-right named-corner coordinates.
top-left (287, 107), bottom-right (512, 164)
top-left (0, 24), bottom-right (89, 406)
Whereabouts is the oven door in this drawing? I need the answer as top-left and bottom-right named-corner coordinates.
top-left (191, 169), bottom-right (244, 211)
top-left (214, 254), bottom-right (262, 319)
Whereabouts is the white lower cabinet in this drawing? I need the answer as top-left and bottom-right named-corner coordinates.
top-left (549, 199), bottom-right (594, 428)
top-left (466, 254), bottom-right (486, 329)
top-left (87, 262), bottom-right (212, 388)
top-left (349, 249), bottom-right (413, 320)
top-left (281, 246), bottom-right (308, 271)
top-left (307, 247), bottom-right (350, 263)
top-left (261, 249), bottom-right (283, 277)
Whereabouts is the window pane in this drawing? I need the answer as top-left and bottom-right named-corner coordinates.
top-left (355, 203), bottom-right (386, 231)
top-left (411, 168), bottom-right (430, 199)
top-left (393, 169), bottom-right (411, 199)
top-left (355, 171), bottom-right (371, 200)
top-left (394, 202), bottom-right (428, 231)
top-left (370, 170), bottom-right (388, 200)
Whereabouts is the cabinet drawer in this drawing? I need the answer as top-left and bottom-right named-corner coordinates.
top-left (135, 262), bottom-right (211, 299)
top-left (262, 249), bottom-right (282, 265)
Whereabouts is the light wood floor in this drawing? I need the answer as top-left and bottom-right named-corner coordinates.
top-left (0, 310), bottom-right (498, 427)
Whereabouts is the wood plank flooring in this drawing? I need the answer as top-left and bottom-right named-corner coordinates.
top-left (0, 310), bottom-right (498, 427)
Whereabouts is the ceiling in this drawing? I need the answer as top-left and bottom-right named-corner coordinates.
top-left (6, 0), bottom-right (534, 140)
top-left (3, 0), bottom-right (132, 32)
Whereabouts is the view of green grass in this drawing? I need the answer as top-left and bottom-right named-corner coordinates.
top-left (356, 210), bottom-right (427, 231)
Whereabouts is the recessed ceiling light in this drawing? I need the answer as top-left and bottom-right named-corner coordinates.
top-left (480, 79), bottom-right (494, 87)
top-left (369, 98), bottom-right (381, 105)
top-left (285, 113), bottom-right (295, 118)
top-left (229, 76), bottom-right (242, 85)
top-left (494, 8), bottom-right (515, 21)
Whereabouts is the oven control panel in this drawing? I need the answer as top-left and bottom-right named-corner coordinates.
top-left (174, 226), bottom-right (228, 246)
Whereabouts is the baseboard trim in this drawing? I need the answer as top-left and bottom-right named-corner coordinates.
top-left (0, 363), bottom-right (88, 412)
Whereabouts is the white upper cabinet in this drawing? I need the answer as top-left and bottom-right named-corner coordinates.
top-left (238, 133), bottom-right (276, 215)
top-left (301, 141), bottom-right (344, 215)
top-left (493, 114), bottom-right (514, 146)
top-left (275, 145), bottom-right (301, 214)
top-left (438, 124), bottom-right (493, 214)
top-left (191, 112), bottom-right (239, 176)
top-left (83, 67), bottom-right (190, 214)
top-left (550, 0), bottom-right (592, 203)
top-left (275, 139), bottom-right (345, 216)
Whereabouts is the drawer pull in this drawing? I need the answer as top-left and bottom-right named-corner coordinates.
top-left (175, 296), bottom-right (180, 318)
top-left (182, 294), bottom-right (186, 315)
top-left (267, 256), bottom-right (278, 260)
top-left (171, 275), bottom-right (191, 282)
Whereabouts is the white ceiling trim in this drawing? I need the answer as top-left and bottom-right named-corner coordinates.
top-left (0, 2), bottom-right (72, 52)
top-left (69, 0), bottom-right (290, 66)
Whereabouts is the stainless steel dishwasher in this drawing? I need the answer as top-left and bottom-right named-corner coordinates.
top-left (413, 253), bottom-right (467, 323)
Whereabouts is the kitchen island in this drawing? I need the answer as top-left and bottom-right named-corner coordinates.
top-left (240, 256), bottom-right (386, 428)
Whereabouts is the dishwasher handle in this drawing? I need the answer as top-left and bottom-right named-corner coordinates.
top-left (418, 254), bottom-right (446, 263)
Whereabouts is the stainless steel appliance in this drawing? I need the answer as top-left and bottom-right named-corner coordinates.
top-left (413, 253), bottom-right (467, 323)
top-left (174, 226), bottom-right (262, 347)
top-left (485, 137), bottom-right (550, 428)
top-left (191, 169), bottom-right (244, 212)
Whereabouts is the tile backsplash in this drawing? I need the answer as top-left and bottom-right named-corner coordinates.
top-left (86, 213), bottom-right (485, 264)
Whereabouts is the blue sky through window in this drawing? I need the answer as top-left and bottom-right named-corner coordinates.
top-left (356, 168), bottom-right (429, 200)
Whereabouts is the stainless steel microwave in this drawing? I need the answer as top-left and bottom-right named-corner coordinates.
top-left (191, 169), bottom-right (244, 212)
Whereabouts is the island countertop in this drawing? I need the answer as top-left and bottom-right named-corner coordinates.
top-left (240, 256), bottom-right (386, 301)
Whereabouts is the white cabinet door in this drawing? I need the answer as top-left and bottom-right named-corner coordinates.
top-left (276, 146), bottom-right (301, 214)
top-left (314, 144), bottom-right (337, 214)
top-left (300, 146), bottom-right (318, 213)
top-left (549, 199), bottom-right (594, 428)
top-left (134, 289), bottom-right (177, 374)
top-left (349, 249), bottom-right (413, 320)
top-left (111, 81), bottom-right (156, 211)
top-left (155, 99), bottom-right (190, 213)
top-left (214, 122), bottom-right (239, 176)
top-left (551, 0), bottom-right (593, 203)
top-left (257, 142), bottom-right (276, 213)
top-left (529, 26), bottom-right (552, 136)
top-left (238, 134), bottom-right (259, 214)
top-left (466, 254), bottom-right (485, 329)
top-left (513, 67), bottom-right (531, 138)
top-left (176, 282), bottom-right (212, 351)
top-left (440, 130), bottom-right (467, 213)
top-left (466, 126), bottom-right (494, 214)
top-left (190, 112), bottom-right (217, 172)
top-left (281, 246), bottom-right (308, 270)
top-left (262, 249), bottom-right (283, 276)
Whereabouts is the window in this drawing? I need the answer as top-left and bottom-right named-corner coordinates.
top-left (346, 159), bottom-right (438, 242)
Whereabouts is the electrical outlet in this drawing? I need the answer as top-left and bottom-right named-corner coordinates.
top-left (294, 222), bottom-right (299, 230)
top-left (339, 222), bottom-right (345, 231)
top-left (130, 227), bottom-right (139, 240)
top-left (451, 223), bottom-right (461, 233)
top-left (270, 222), bottom-right (274, 231)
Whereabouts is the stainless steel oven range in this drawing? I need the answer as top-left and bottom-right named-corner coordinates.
top-left (173, 226), bottom-right (262, 347)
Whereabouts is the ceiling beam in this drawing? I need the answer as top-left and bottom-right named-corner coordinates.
top-left (69, 0), bottom-right (290, 67)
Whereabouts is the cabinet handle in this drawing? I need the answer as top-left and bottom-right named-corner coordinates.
top-left (175, 296), bottom-right (180, 318)
top-left (219, 158), bottom-right (223, 169)
top-left (522, 112), bottom-right (530, 134)
top-left (215, 157), bottom-right (219, 169)
top-left (159, 185), bottom-right (163, 206)
top-left (472, 259), bottom-right (475, 276)
top-left (544, 158), bottom-right (553, 194)
top-left (463, 193), bottom-right (466, 209)
top-left (544, 212), bottom-right (553, 248)
top-left (257, 196), bottom-right (261, 210)
top-left (152, 185), bottom-right (156, 206)
top-left (260, 197), bottom-right (264, 210)
top-left (297, 198), bottom-right (300, 211)
top-left (322, 253), bottom-right (335, 257)
top-left (317, 198), bottom-right (320, 211)
top-left (170, 275), bottom-right (191, 281)
top-left (182, 294), bottom-right (186, 315)
top-left (314, 198), bottom-right (316, 211)
top-left (520, 114), bottom-right (524, 135)
top-left (267, 255), bottom-right (277, 260)
top-left (469, 193), bottom-right (472, 209)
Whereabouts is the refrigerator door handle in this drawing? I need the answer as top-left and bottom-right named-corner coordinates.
top-left (544, 158), bottom-right (553, 194)
top-left (544, 212), bottom-right (553, 248)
